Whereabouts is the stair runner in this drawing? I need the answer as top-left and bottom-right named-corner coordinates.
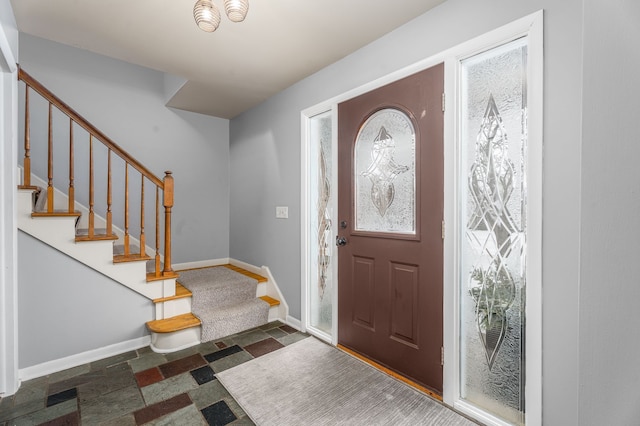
top-left (177, 266), bottom-right (270, 342)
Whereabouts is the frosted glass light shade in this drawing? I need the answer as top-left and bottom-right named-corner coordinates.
top-left (224, 0), bottom-right (249, 22)
top-left (194, 0), bottom-right (221, 32)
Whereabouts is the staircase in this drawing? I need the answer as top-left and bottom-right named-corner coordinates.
top-left (15, 68), bottom-right (287, 355)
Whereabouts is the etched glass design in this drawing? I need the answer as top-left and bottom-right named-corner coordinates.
top-left (354, 109), bottom-right (416, 234)
top-left (460, 38), bottom-right (527, 425)
top-left (309, 111), bottom-right (333, 334)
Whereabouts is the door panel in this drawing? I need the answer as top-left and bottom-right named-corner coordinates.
top-left (338, 63), bottom-right (444, 393)
top-left (389, 262), bottom-right (419, 346)
top-left (352, 256), bottom-right (375, 330)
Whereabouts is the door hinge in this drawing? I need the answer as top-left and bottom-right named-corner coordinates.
top-left (442, 93), bottom-right (446, 112)
top-left (441, 220), bottom-right (445, 240)
top-left (441, 347), bottom-right (444, 366)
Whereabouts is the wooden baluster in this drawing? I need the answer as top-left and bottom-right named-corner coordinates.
top-left (23, 85), bottom-right (31, 187)
top-left (162, 171), bottom-right (174, 275)
top-left (47, 103), bottom-right (54, 212)
top-left (68, 118), bottom-right (74, 212)
top-left (106, 150), bottom-right (112, 235)
top-left (124, 163), bottom-right (130, 256)
top-left (154, 187), bottom-right (161, 277)
top-left (140, 176), bottom-right (146, 257)
top-left (88, 134), bottom-right (94, 237)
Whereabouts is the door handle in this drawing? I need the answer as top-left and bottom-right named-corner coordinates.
top-left (336, 236), bottom-right (347, 247)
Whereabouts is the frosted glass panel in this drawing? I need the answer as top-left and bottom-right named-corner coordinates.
top-left (459, 38), bottom-right (527, 425)
top-left (354, 109), bottom-right (416, 234)
top-left (309, 111), bottom-right (333, 334)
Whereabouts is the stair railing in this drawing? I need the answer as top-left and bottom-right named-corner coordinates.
top-left (18, 68), bottom-right (175, 279)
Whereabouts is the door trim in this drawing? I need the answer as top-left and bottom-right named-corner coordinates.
top-left (0, 20), bottom-right (19, 397)
top-left (301, 10), bottom-right (542, 425)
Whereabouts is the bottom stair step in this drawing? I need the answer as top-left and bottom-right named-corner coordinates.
top-left (146, 313), bottom-right (201, 333)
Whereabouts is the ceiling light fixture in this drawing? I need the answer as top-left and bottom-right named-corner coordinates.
top-left (194, 0), bottom-right (249, 33)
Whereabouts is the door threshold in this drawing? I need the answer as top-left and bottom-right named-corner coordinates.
top-left (337, 344), bottom-right (442, 402)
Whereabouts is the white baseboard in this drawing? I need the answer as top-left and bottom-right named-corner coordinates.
top-left (173, 258), bottom-right (230, 271)
top-left (286, 315), bottom-right (302, 331)
top-left (19, 335), bottom-right (151, 382)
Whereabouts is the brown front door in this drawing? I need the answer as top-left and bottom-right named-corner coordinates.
top-left (337, 64), bottom-right (444, 393)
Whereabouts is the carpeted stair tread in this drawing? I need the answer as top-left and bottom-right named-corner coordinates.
top-left (196, 298), bottom-right (270, 342)
top-left (176, 265), bottom-right (270, 343)
top-left (178, 267), bottom-right (258, 311)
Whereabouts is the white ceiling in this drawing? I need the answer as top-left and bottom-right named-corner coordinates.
top-left (11, 0), bottom-right (445, 119)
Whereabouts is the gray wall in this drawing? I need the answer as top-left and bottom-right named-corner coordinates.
top-left (579, 0), bottom-right (640, 423)
top-left (19, 34), bottom-right (231, 263)
top-left (229, 0), bottom-right (587, 424)
top-left (18, 231), bottom-right (153, 368)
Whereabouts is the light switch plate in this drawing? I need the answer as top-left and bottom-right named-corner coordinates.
top-left (276, 206), bottom-right (288, 219)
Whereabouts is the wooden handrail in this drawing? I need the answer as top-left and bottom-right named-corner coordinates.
top-left (18, 67), bottom-right (175, 278)
top-left (18, 68), bottom-right (163, 188)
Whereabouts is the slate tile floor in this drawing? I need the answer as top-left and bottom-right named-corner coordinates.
top-left (0, 321), bottom-right (309, 425)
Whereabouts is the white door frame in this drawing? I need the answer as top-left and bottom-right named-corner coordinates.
top-left (301, 11), bottom-right (542, 425)
top-left (0, 17), bottom-right (19, 397)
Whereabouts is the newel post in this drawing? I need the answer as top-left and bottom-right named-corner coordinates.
top-left (162, 171), bottom-right (174, 275)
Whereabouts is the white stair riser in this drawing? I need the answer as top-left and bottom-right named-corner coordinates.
top-left (155, 298), bottom-right (192, 319)
top-left (267, 305), bottom-right (280, 322)
top-left (150, 328), bottom-right (201, 353)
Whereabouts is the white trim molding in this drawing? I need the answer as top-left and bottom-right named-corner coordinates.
top-left (0, 15), bottom-right (19, 396)
top-left (19, 336), bottom-right (151, 382)
top-left (447, 10), bottom-right (543, 426)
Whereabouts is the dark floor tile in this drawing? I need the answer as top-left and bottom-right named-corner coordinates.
top-left (158, 354), bottom-right (207, 379)
top-left (204, 345), bottom-right (243, 363)
top-left (46, 388), bottom-right (77, 408)
top-left (201, 400), bottom-right (237, 426)
top-left (190, 366), bottom-right (216, 385)
top-left (215, 342), bottom-right (227, 349)
top-left (243, 337), bottom-right (285, 358)
top-left (47, 370), bottom-right (105, 395)
top-left (279, 324), bottom-right (298, 334)
top-left (39, 410), bottom-right (79, 426)
top-left (135, 367), bottom-right (164, 388)
top-left (133, 393), bottom-right (192, 425)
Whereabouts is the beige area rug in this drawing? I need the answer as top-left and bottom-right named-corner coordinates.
top-left (217, 337), bottom-right (477, 425)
